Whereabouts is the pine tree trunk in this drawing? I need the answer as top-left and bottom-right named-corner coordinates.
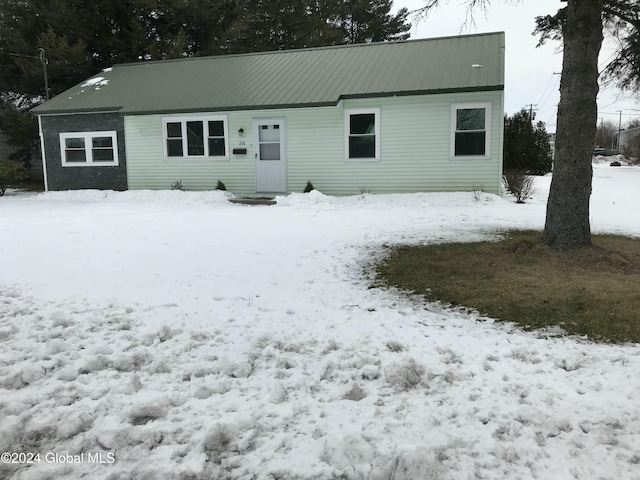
top-left (540, 0), bottom-right (603, 250)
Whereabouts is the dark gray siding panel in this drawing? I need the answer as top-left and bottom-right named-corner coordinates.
top-left (41, 113), bottom-right (127, 190)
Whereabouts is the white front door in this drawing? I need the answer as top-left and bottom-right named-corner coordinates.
top-left (254, 119), bottom-right (286, 193)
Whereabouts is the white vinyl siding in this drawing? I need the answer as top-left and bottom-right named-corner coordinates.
top-left (60, 131), bottom-right (118, 166)
top-left (126, 113), bottom-right (251, 192)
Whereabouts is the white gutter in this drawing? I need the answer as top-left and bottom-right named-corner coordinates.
top-left (37, 115), bottom-right (48, 191)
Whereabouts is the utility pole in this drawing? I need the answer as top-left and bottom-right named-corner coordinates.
top-left (598, 117), bottom-right (603, 147)
top-left (39, 48), bottom-right (49, 100)
top-left (525, 103), bottom-right (538, 121)
top-left (617, 110), bottom-right (622, 154)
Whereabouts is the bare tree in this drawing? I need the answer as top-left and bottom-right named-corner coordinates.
top-left (596, 120), bottom-right (618, 150)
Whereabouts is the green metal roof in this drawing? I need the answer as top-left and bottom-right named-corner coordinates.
top-left (33, 32), bottom-right (505, 115)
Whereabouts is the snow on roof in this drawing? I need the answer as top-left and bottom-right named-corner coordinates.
top-left (81, 76), bottom-right (109, 88)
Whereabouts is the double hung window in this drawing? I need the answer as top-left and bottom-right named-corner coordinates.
top-left (345, 108), bottom-right (380, 161)
top-left (452, 103), bottom-right (491, 157)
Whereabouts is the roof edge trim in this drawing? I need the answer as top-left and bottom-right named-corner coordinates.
top-left (113, 31), bottom-right (507, 68)
top-left (35, 86), bottom-right (504, 116)
top-left (33, 107), bottom-right (123, 116)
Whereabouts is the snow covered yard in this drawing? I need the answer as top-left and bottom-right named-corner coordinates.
top-left (1, 165), bottom-right (639, 480)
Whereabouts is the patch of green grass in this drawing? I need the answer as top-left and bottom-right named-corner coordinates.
top-left (375, 231), bottom-right (640, 343)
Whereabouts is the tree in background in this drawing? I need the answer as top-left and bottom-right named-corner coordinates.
top-left (503, 109), bottom-right (552, 175)
top-left (595, 119), bottom-right (620, 150)
top-left (1, 0), bottom-right (412, 97)
top-left (0, 0), bottom-right (243, 97)
top-left (222, 0), bottom-right (411, 53)
top-left (339, 0), bottom-right (411, 44)
top-left (601, 3), bottom-right (640, 91)
top-left (224, 0), bottom-right (343, 53)
top-left (0, 94), bottom-right (39, 167)
top-left (0, 0), bottom-right (411, 168)
top-left (0, 0), bottom-right (241, 169)
top-left (0, 157), bottom-right (26, 195)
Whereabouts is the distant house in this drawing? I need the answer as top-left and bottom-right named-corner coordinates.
top-left (33, 32), bottom-right (506, 195)
top-left (619, 126), bottom-right (640, 158)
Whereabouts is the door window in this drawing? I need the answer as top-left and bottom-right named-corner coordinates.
top-left (258, 124), bottom-right (281, 160)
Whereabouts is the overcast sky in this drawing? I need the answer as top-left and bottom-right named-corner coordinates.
top-left (393, 0), bottom-right (640, 132)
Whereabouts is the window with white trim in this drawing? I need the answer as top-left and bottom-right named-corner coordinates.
top-left (451, 103), bottom-right (491, 158)
top-left (163, 116), bottom-right (228, 159)
top-left (60, 132), bottom-right (119, 166)
top-left (345, 108), bottom-right (380, 161)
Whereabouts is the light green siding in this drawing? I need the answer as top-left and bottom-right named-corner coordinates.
top-left (125, 90), bottom-right (504, 195)
top-left (125, 113), bottom-right (255, 192)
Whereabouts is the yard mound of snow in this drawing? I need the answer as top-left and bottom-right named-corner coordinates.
top-left (276, 189), bottom-right (500, 210)
top-left (30, 188), bottom-right (234, 205)
top-left (1, 166), bottom-right (639, 479)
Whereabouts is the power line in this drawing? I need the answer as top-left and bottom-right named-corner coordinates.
top-left (597, 50), bottom-right (618, 71)
top-left (535, 75), bottom-right (555, 106)
top-left (538, 75), bottom-right (560, 111)
top-left (599, 99), bottom-right (629, 110)
top-left (0, 51), bottom-right (41, 59)
top-left (600, 111), bottom-right (640, 116)
top-left (0, 49), bottom-right (88, 65)
top-left (545, 106), bottom-right (558, 126)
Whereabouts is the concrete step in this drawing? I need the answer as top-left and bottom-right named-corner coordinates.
top-left (228, 197), bottom-right (276, 206)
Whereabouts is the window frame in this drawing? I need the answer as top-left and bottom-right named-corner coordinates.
top-left (345, 108), bottom-right (381, 162)
top-left (59, 131), bottom-right (119, 167)
top-left (162, 116), bottom-right (229, 160)
top-left (450, 102), bottom-right (492, 159)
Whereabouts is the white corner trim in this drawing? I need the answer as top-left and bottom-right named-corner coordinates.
top-left (37, 116), bottom-right (49, 191)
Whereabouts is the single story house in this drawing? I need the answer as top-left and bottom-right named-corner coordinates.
top-left (33, 32), bottom-right (505, 195)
